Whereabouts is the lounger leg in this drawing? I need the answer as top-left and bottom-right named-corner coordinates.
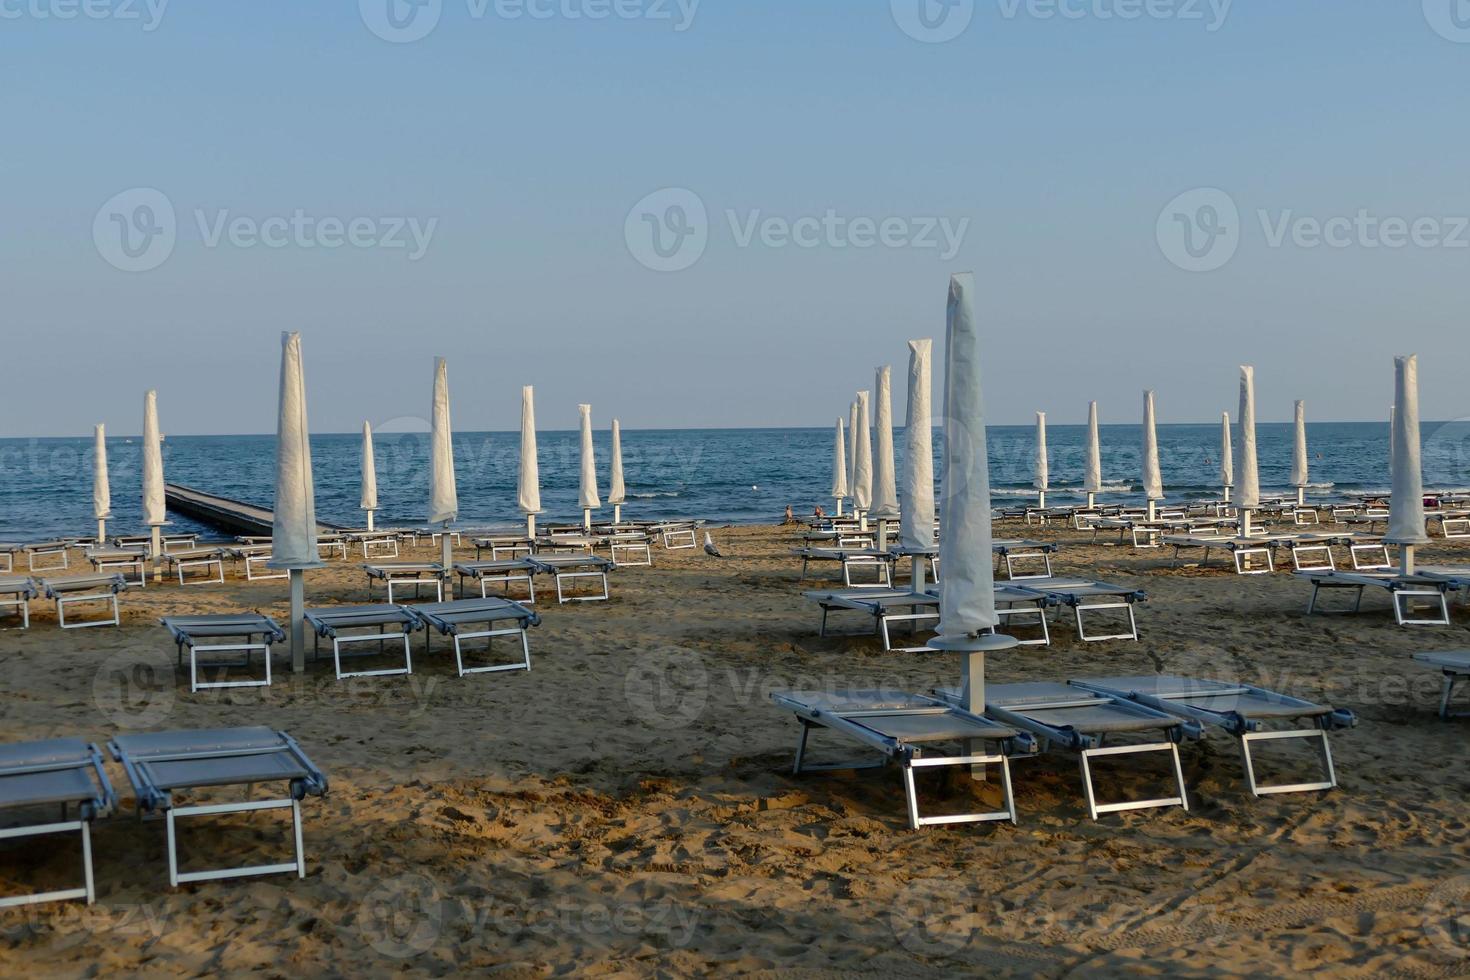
top-left (901, 764), bottom-right (922, 830)
top-left (293, 799), bottom-right (305, 878)
top-left (81, 821), bottom-right (95, 904)
top-left (1239, 729), bottom-right (1338, 795)
top-left (793, 722), bottom-right (811, 775)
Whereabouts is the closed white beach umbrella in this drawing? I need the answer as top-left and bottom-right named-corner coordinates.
top-left (92, 424), bottom-right (111, 542)
top-left (578, 404), bottom-right (600, 528)
top-left (1235, 366), bottom-right (1261, 533)
top-left (360, 421), bottom-right (378, 531)
top-left (932, 273), bottom-right (1016, 716)
top-left (1292, 400), bottom-right (1310, 506)
top-left (609, 419), bottom-right (626, 524)
top-left (1220, 411), bottom-right (1233, 503)
top-left (831, 418), bottom-right (849, 514)
top-left (847, 400), bottom-right (859, 500)
top-left (142, 389), bottom-right (166, 578)
top-left (428, 357), bottom-right (458, 575)
top-left (854, 390), bottom-right (873, 520)
top-left (870, 366), bottom-right (900, 546)
top-left (1084, 401), bottom-right (1103, 506)
top-left (1142, 390), bottom-right (1163, 519)
top-left (1388, 355), bottom-right (1428, 573)
top-left (1033, 411), bottom-right (1049, 509)
top-left (900, 338), bottom-right (936, 590)
top-left (519, 386), bottom-right (542, 537)
top-left (269, 332), bottom-right (325, 672)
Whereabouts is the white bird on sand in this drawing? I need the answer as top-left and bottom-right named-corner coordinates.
top-left (703, 532), bottom-right (724, 558)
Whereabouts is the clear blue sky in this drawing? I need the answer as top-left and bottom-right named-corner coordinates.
top-left (4, 1), bottom-right (1468, 436)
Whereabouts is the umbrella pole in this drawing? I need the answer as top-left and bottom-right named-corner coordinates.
top-left (527, 513), bottom-right (536, 539)
top-left (614, 504), bottom-right (622, 525)
top-left (289, 568), bottom-right (305, 673)
top-left (150, 526), bottom-right (162, 583)
top-left (1241, 508), bottom-right (1253, 537)
top-left (911, 556), bottom-right (926, 594)
top-left (1297, 486), bottom-right (1306, 507)
top-left (1223, 485), bottom-right (1231, 503)
top-left (876, 520), bottom-right (888, 552)
top-left (1401, 544), bottom-right (1415, 576)
top-left (1038, 490), bottom-right (1046, 510)
top-left (366, 510), bottom-right (375, 532)
top-left (441, 525), bottom-right (453, 597)
top-left (1086, 492), bottom-right (1095, 509)
top-left (931, 633), bottom-right (1020, 780)
top-left (97, 518), bottom-right (106, 545)
top-left (1147, 500), bottom-right (1156, 522)
top-left (834, 497), bottom-right (843, 517)
top-left (583, 508), bottom-right (592, 531)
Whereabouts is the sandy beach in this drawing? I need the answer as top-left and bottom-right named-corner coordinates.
top-left (0, 520), bottom-right (1466, 977)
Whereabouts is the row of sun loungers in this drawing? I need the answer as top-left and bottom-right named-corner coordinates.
top-left (773, 673), bottom-right (1356, 828)
top-left (0, 726), bottom-right (327, 906)
top-left (806, 579), bottom-right (1147, 650)
top-left (163, 596), bottom-right (542, 688)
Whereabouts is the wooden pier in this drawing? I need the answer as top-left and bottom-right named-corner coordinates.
top-left (164, 483), bottom-right (346, 537)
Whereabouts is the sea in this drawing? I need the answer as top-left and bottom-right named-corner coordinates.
top-left (2, 422), bottom-right (1467, 542)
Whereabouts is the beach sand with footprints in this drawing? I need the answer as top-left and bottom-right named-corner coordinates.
top-left (0, 521), bottom-right (1466, 976)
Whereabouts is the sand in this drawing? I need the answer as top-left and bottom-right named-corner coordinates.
top-left (0, 520), bottom-right (1467, 977)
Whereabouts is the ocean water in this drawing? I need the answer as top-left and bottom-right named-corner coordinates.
top-left (2, 421), bottom-right (1467, 542)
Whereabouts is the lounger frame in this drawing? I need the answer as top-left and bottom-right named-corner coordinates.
top-left (0, 743), bottom-right (113, 908)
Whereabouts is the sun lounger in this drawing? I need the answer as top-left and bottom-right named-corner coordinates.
top-left (361, 561), bottom-right (444, 603)
top-left (0, 576), bottom-right (38, 629)
top-left (770, 690), bottom-right (1035, 829)
top-left (1164, 533), bottom-right (1298, 574)
top-left (85, 546), bottom-right (147, 586)
top-left (108, 727), bottom-right (327, 888)
top-left (650, 521), bottom-right (702, 550)
top-left (473, 535), bottom-right (535, 561)
top-left (1285, 532), bottom-right (1390, 572)
top-left (112, 533), bottom-right (198, 554)
top-left (607, 531), bottom-right (654, 567)
top-left (159, 547), bottom-right (227, 585)
top-left (1072, 675), bottom-right (1355, 796)
top-left (21, 541), bottom-right (70, 572)
top-left (0, 738), bottom-right (115, 907)
top-left (223, 543), bottom-right (288, 581)
top-left (348, 531), bottom-right (400, 559)
top-left (1413, 651), bottom-right (1470, 719)
top-left (407, 597), bottom-right (539, 677)
top-left (528, 554), bottom-right (614, 603)
top-left (161, 614), bottom-right (287, 692)
top-left (453, 559), bottom-right (538, 602)
top-left (794, 546), bottom-right (895, 588)
top-left (940, 681), bottom-right (1199, 820)
top-left (992, 539), bottom-right (1055, 580)
top-left (303, 604), bottom-right (422, 679)
top-left (1012, 579), bottom-right (1146, 642)
top-left (40, 573), bottom-right (127, 628)
top-left (1293, 569), bottom-right (1459, 626)
top-left (805, 585), bottom-right (1052, 652)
